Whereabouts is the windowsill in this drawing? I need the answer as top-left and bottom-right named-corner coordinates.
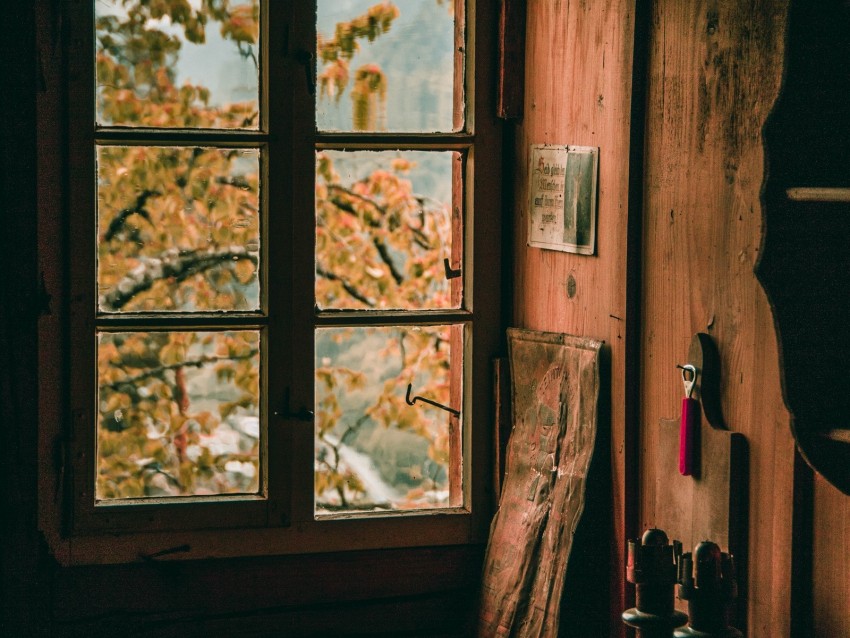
top-left (41, 509), bottom-right (484, 566)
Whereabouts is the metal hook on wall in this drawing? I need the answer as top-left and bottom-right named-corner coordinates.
top-left (405, 383), bottom-right (460, 417)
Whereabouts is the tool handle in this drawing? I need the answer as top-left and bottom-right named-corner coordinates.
top-left (679, 396), bottom-right (700, 476)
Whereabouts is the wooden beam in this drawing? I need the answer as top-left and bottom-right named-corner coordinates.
top-left (786, 187), bottom-right (850, 202)
top-left (497, 0), bottom-right (526, 119)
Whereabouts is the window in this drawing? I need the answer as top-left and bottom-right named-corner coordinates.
top-left (48, 0), bottom-right (501, 562)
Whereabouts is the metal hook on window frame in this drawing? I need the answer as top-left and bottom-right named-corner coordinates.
top-left (443, 257), bottom-right (462, 280)
top-left (405, 383), bottom-right (460, 417)
top-left (294, 49), bottom-right (316, 95)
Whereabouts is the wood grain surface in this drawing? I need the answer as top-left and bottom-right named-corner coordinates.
top-left (514, 2), bottom-right (637, 632)
top-left (479, 329), bottom-right (602, 638)
top-left (640, 2), bottom-right (795, 636)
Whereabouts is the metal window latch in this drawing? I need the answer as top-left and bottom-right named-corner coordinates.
top-left (274, 388), bottom-right (314, 421)
top-left (405, 383), bottom-right (460, 417)
top-left (443, 258), bottom-right (462, 280)
top-left (295, 49), bottom-right (316, 95)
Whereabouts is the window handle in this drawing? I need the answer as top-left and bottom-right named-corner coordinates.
top-left (274, 388), bottom-right (314, 421)
top-left (281, 407), bottom-right (314, 422)
top-left (295, 49), bottom-right (316, 95)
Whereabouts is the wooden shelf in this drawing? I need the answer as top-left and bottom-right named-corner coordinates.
top-left (786, 187), bottom-right (850, 202)
top-left (818, 429), bottom-right (850, 445)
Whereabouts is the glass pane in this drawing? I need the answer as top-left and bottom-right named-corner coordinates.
top-left (316, 150), bottom-right (461, 310)
top-left (315, 324), bottom-right (463, 515)
top-left (316, 0), bottom-right (462, 132)
top-left (96, 330), bottom-right (261, 500)
top-left (97, 146), bottom-right (260, 313)
top-left (96, 0), bottom-right (260, 129)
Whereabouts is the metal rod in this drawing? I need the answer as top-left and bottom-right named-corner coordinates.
top-left (405, 383), bottom-right (460, 417)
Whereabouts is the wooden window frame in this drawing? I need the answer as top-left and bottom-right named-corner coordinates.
top-left (38, 0), bottom-right (502, 566)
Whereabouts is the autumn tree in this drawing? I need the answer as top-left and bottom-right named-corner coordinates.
top-left (95, 0), bottom-right (458, 511)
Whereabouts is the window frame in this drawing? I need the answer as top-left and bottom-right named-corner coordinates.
top-left (39, 0), bottom-right (502, 565)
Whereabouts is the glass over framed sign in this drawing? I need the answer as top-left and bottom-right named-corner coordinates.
top-left (527, 144), bottom-right (599, 255)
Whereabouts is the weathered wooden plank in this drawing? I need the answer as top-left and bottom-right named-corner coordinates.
top-left (479, 329), bottom-right (602, 637)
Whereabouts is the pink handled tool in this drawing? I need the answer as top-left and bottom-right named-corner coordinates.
top-left (679, 364), bottom-right (699, 476)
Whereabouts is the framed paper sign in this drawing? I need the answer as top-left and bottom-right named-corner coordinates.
top-left (528, 144), bottom-right (599, 255)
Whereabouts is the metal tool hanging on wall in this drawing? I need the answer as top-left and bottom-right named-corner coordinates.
top-left (678, 364), bottom-right (699, 476)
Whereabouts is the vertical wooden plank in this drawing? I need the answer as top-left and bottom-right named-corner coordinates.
top-left (492, 357), bottom-right (512, 507)
top-left (812, 475), bottom-right (850, 636)
top-left (640, 1), bottom-right (793, 635)
top-left (514, 2), bottom-right (636, 633)
top-left (498, 0), bottom-right (526, 119)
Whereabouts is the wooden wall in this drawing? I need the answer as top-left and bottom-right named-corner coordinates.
top-left (512, 0), bottom-right (638, 633)
top-left (514, 0), bottom-right (850, 637)
top-left (638, 2), bottom-right (794, 635)
top-left (515, 1), bottom-right (849, 637)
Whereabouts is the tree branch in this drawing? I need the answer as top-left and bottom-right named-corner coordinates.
top-left (101, 247), bottom-right (257, 311)
top-left (315, 265), bottom-right (376, 307)
top-left (325, 186), bottom-right (406, 284)
top-left (105, 348), bottom-right (259, 391)
top-left (327, 184), bottom-right (387, 217)
top-left (103, 189), bottom-right (160, 242)
top-left (373, 239), bottom-right (404, 285)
